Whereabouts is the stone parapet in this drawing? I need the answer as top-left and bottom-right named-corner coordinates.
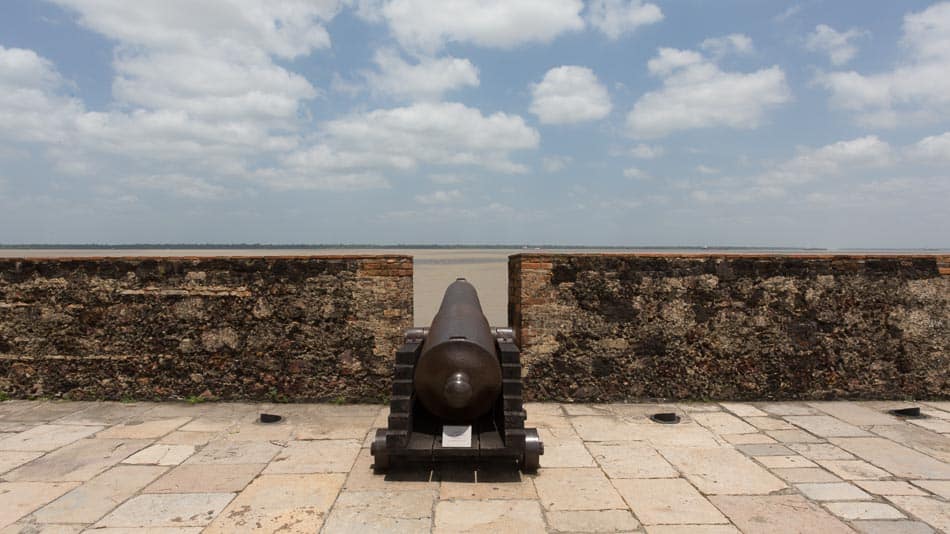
top-left (0, 256), bottom-right (412, 401)
top-left (509, 254), bottom-right (949, 401)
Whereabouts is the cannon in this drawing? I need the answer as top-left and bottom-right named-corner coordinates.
top-left (371, 278), bottom-right (543, 472)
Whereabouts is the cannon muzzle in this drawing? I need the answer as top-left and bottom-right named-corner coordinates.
top-left (413, 278), bottom-right (502, 421)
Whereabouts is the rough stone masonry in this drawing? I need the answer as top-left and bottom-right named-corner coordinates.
top-left (509, 254), bottom-right (950, 402)
top-left (0, 256), bottom-right (412, 401)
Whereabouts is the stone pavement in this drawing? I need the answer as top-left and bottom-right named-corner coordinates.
top-left (1, 400), bottom-right (949, 533)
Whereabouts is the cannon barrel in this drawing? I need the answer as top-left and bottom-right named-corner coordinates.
top-left (413, 278), bottom-right (502, 421)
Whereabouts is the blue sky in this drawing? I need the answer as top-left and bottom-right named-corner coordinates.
top-left (0, 0), bottom-right (948, 247)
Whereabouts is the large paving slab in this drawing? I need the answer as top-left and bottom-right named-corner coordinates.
top-left (204, 474), bottom-right (344, 533)
top-left (533, 468), bottom-right (626, 511)
top-left (0, 425), bottom-right (103, 452)
top-left (612, 478), bottom-right (728, 525)
top-left (710, 494), bottom-right (853, 534)
top-left (433, 500), bottom-right (547, 533)
top-left (829, 437), bottom-right (950, 479)
top-left (0, 482), bottom-right (79, 529)
top-left (586, 441), bottom-right (678, 478)
top-left (262, 439), bottom-right (361, 474)
top-left (93, 492), bottom-right (235, 528)
top-left (4, 439), bottom-right (151, 482)
top-left (323, 490), bottom-right (435, 533)
top-left (30, 465), bottom-right (167, 524)
top-left (659, 446), bottom-right (786, 495)
top-left (886, 496), bottom-right (950, 532)
top-left (807, 402), bottom-right (903, 426)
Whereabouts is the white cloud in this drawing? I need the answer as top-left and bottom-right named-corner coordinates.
top-left (905, 131), bottom-right (950, 163)
top-left (774, 5), bottom-right (802, 23)
top-left (364, 49), bottom-right (479, 101)
top-left (817, 2), bottom-right (950, 127)
top-left (587, 0), bottom-right (663, 40)
top-left (50, 0), bottom-right (339, 58)
top-left (542, 156), bottom-right (572, 172)
top-left (623, 167), bottom-right (651, 180)
top-left (3, 1), bottom-right (341, 190)
top-left (125, 174), bottom-right (231, 200)
top-left (0, 46), bottom-right (84, 143)
top-left (628, 47), bottom-right (791, 139)
top-left (757, 136), bottom-right (894, 186)
top-left (691, 136), bottom-right (897, 205)
top-left (701, 34), bottom-right (754, 58)
top-left (695, 165), bottom-right (719, 175)
top-left (805, 25), bottom-right (865, 65)
top-left (375, 0), bottom-right (584, 53)
top-left (529, 66), bottom-right (612, 124)
top-left (281, 102), bottom-right (540, 188)
top-left (415, 189), bottom-right (462, 204)
top-left (630, 143), bottom-right (664, 159)
top-left (429, 173), bottom-right (465, 185)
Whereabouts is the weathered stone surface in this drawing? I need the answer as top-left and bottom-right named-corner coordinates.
top-left (719, 403), bottom-right (768, 417)
top-left (825, 502), bottom-right (905, 520)
top-left (183, 439), bottom-right (281, 465)
top-left (533, 468), bottom-right (626, 511)
top-left (205, 474), bottom-right (343, 533)
top-left (659, 446), bottom-right (786, 495)
top-left (612, 478), bottom-right (728, 525)
top-left (691, 412), bottom-right (757, 434)
top-left (439, 465), bottom-right (536, 500)
top-left (94, 492), bottom-right (235, 528)
top-left (711, 494), bottom-right (853, 534)
top-left (795, 482), bottom-right (871, 501)
top-left (756, 455), bottom-right (816, 468)
top-left (816, 460), bottom-right (892, 480)
top-left (586, 441), bottom-right (677, 478)
top-left (766, 429), bottom-right (823, 443)
top-left (854, 480), bottom-right (927, 496)
top-left (536, 428), bottom-right (596, 468)
top-left (870, 424), bottom-right (950, 463)
top-left (785, 415), bottom-right (870, 437)
top-left (0, 482), bottom-right (78, 529)
top-left (97, 417), bottom-right (191, 439)
top-left (770, 468), bottom-right (841, 483)
top-left (31, 465), bottom-right (167, 524)
top-left (886, 496), bottom-right (950, 532)
top-left (645, 527), bottom-right (740, 534)
top-left (5, 439), bottom-right (150, 482)
top-left (851, 520), bottom-right (935, 534)
top-left (787, 443), bottom-right (855, 460)
top-left (0, 256), bottom-right (411, 401)
top-left (808, 402), bottom-right (902, 426)
top-left (911, 479), bottom-right (950, 498)
top-left (545, 510), bottom-right (639, 532)
top-left (510, 254), bottom-right (950, 401)
top-left (144, 464), bottom-right (264, 493)
top-left (829, 437), bottom-right (950, 479)
top-left (121, 444), bottom-right (194, 465)
top-left (0, 425), bottom-right (102, 452)
top-left (433, 500), bottom-right (546, 534)
top-left (0, 451), bottom-right (43, 475)
top-left (323, 490), bottom-right (434, 534)
top-left (262, 439), bottom-right (361, 474)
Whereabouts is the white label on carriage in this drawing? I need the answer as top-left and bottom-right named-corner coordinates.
top-left (442, 425), bottom-right (472, 447)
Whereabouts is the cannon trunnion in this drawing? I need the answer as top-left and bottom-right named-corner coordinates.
top-left (371, 278), bottom-right (542, 472)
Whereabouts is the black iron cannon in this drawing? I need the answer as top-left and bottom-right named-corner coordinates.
top-left (371, 278), bottom-right (542, 472)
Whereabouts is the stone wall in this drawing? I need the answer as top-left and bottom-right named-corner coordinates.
top-left (0, 256), bottom-right (412, 401)
top-left (509, 254), bottom-right (949, 401)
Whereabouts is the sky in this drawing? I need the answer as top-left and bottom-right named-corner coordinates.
top-left (0, 0), bottom-right (948, 248)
